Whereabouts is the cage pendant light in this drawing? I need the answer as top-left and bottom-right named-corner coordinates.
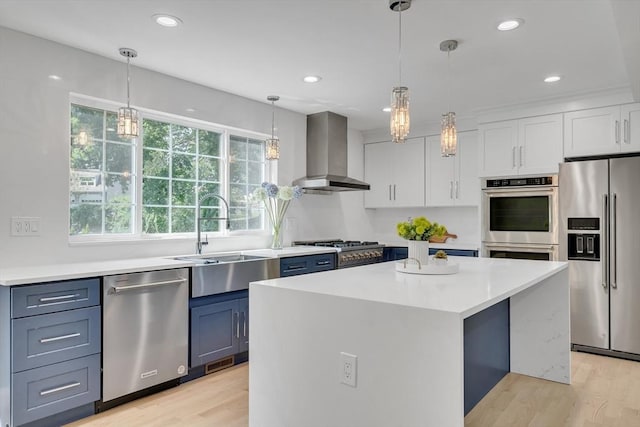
top-left (390, 0), bottom-right (411, 144)
top-left (265, 95), bottom-right (280, 160)
top-left (117, 48), bottom-right (139, 138)
top-left (440, 40), bottom-right (458, 157)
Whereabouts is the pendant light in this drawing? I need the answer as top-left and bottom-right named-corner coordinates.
top-left (265, 95), bottom-right (280, 160)
top-left (440, 40), bottom-right (458, 157)
top-left (389, 0), bottom-right (411, 144)
top-left (117, 48), bottom-right (139, 138)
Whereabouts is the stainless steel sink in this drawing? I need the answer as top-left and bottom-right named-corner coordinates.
top-left (172, 253), bottom-right (280, 297)
top-left (173, 254), bottom-right (268, 264)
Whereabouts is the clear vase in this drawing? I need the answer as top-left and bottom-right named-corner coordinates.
top-left (407, 240), bottom-right (429, 267)
top-left (271, 222), bottom-right (283, 250)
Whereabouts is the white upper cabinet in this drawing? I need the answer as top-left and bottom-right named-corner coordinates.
top-left (426, 131), bottom-right (479, 207)
top-left (364, 137), bottom-right (425, 208)
top-left (479, 113), bottom-right (563, 177)
top-left (564, 104), bottom-right (640, 157)
top-left (622, 103), bottom-right (640, 153)
top-left (564, 106), bottom-right (620, 157)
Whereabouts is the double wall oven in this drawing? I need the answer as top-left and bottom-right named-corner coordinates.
top-left (482, 175), bottom-right (559, 261)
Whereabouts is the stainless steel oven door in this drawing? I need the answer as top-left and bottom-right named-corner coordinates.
top-left (482, 242), bottom-right (559, 261)
top-left (482, 186), bottom-right (558, 245)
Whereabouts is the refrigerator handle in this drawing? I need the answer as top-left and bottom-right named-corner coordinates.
top-left (611, 193), bottom-right (617, 289)
top-left (603, 194), bottom-right (609, 290)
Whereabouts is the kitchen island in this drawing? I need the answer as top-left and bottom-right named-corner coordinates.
top-left (249, 256), bottom-right (569, 427)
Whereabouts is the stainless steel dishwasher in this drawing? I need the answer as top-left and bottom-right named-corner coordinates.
top-left (102, 268), bottom-right (189, 403)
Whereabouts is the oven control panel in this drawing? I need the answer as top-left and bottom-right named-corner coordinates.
top-left (484, 176), bottom-right (556, 188)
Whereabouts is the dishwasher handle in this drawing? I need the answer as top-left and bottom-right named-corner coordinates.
top-left (110, 278), bottom-right (187, 294)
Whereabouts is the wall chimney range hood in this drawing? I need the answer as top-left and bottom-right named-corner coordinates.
top-left (292, 111), bottom-right (370, 193)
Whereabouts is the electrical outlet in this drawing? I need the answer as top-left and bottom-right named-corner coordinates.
top-left (340, 352), bottom-right (357, 387)
top-left (11, 217), bottom-right (41, 236)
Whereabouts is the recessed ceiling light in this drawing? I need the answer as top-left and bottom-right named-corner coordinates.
top-left (544, 75), bottom-right (562, 83)
top-left (497, 19), bottom-right (524, 31)
top-left (186, 108), bottom-right (196, 112)
top-left (48, 74), bottom-right (62, 80)
top-left (303, 75), bottom-right (322, 83)
top-left (382, 107), bottom-right (392, 113)
top-left (153, 14), bottom-right (182, 27)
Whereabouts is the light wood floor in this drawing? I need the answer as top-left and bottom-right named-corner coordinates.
top-left (66, 351), bottom-right (640, 427)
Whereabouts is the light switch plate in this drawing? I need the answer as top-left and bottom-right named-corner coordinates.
top-left (11, 217), bottom-right (41, 236)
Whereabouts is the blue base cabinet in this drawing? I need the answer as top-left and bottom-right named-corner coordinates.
top-left (1, 278), bottom-right (102, 427)
top-left (190, 290), bottom-right (248, 368)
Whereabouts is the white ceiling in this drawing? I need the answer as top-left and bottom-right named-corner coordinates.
top-left (0, 0), bottom-right (638, 131)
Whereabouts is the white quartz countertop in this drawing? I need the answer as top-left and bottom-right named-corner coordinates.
top-left (251, 256), bottom-right (567, 318)
top-left (242, 246), bottom-right (338, 258)
top-left (0, 246), bottom-right (338, 286)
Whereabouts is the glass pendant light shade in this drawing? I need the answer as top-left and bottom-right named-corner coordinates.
top-left (441, 112), bottom-right (457, 156)
top-left (265, 137), bottom-right (280, 160)
top-left (390, 86), bottom-right (410, 144)
top-left (117, 48), bottom-right (139, 139)
top-left (117, 107), bottom-right (139, 138)
top-left (265, 95), bottom-right (280, 160)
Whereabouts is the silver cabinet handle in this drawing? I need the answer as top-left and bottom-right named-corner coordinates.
top-left (512, 146), bottom-right (516, 168)
top-left (315, 260), bottom-right (330, 266)
top-left (603, 194), bottom-right (608, 290)
top-left (393, 184), bottom-right (396, 200)
top-left (519, 146), bottom-right (524, 167)
top-left (243, 312), bottom-right (247, 338)
top-left (449, 181), bottom-right (453, 199)
top-left (615, 120), bottom-right (620, 144)
top-left (611, 193), bottom-right (617, 289)
top-left (455, 181), bottom-right (459, 199)
top-left (39, 294), bottom-right (80, 303)
top-left (235, 313), bottom-right (240, 338)
top-left (40, 382), bottom-right (80, 396)
top-left (624, 119), bottom-right (630, 144)
top-left (388, 184), bottom-right (392, 201)
top-left (111, 278), bottom-right (186, 293)
top-left (40, 332), bottom-right (81, 344)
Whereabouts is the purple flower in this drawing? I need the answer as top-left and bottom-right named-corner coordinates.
top-left (265, 183), bottom-right (279, 198)
top-left (292, 186), bottom-right (303, 199)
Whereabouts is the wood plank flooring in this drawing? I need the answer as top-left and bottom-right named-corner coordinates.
top-left (66, 352), bottom-right (640, 427)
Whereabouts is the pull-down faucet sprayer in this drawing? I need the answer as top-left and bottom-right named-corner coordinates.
top-left (196, 193), bottom-right (230, 254)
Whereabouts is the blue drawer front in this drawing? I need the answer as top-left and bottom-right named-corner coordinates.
top-left (12, 354), bottom-right (101, 426)
top-left (280, 253), bottom-right (335, 277)
top-left (11, 278), bottom-right (100, 318)
top-left (12, 306), bottom-right (101, 373)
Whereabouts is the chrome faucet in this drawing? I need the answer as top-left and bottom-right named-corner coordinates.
top-left (196, 193), bottom-right (230, 254)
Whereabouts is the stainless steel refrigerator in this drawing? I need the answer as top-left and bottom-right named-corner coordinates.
top-left (560, 157), bottom-right (640, 357)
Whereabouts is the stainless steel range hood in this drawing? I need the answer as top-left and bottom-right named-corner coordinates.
top-left (292, 111), bottom-right (370, 192)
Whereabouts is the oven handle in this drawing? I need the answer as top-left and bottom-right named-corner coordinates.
top-left (483, 243), bottom-right (557, 253)
top-left (482, 187), bottom-right (557, 196)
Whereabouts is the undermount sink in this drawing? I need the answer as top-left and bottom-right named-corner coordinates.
top-left (173, 253), bottom-right (269, 264)
top-left (171, 253), bottom-right (279, 297)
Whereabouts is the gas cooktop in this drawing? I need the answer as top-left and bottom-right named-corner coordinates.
top-left (292, 239), bottom-right (382, 250)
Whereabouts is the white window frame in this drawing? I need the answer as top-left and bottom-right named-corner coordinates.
top-left (69, 93), bottom-right (274, 243)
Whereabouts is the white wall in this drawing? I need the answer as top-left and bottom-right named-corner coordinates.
top-left (0, 27), bottom-right (314, 268)
top-left (0, 27), bottom-right (393, 268)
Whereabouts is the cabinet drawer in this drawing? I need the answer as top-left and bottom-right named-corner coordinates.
top-left (280, 254), bottom-right (335, 277)
top-left (12, 306), bottom-right (101, 372)
top-left (11, 278), bottom-right (100, 318)
top-left (12, 354), bottom-right (101, 426)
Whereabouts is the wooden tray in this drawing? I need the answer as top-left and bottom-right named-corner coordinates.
top-left (428, 233), bottom-right (458, 244)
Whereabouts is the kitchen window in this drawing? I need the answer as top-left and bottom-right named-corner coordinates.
top-left (69, 100), bottom-right (270, 239)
